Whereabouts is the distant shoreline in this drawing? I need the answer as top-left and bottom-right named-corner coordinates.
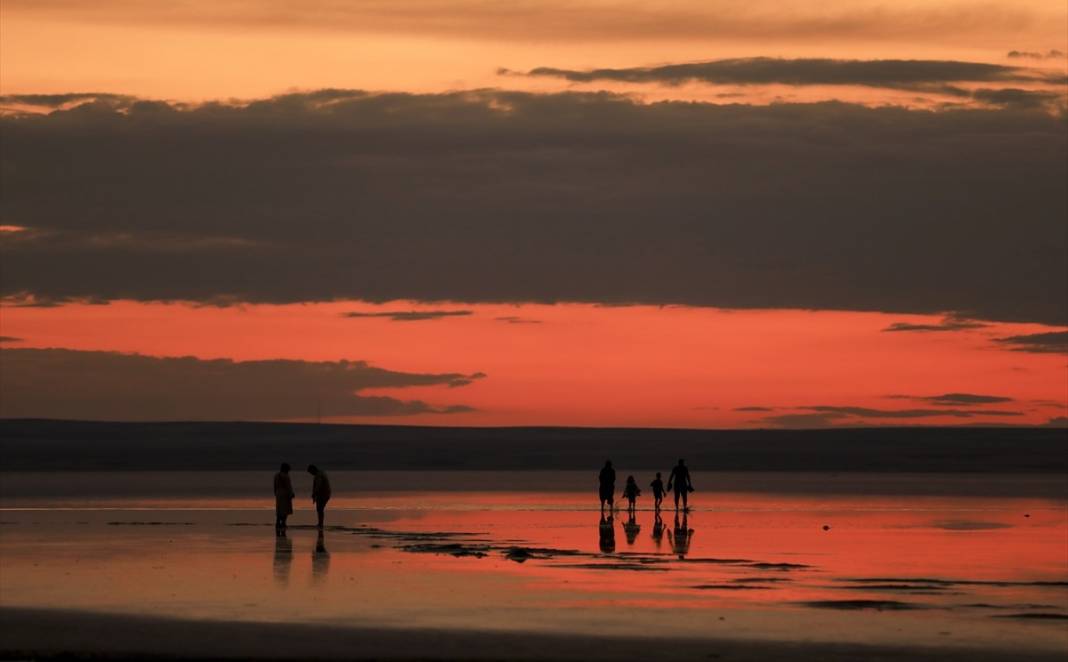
top-left (2, 607), bottom-right (1064, 662)
top-left (2, 419), bottom-right (1066, 473)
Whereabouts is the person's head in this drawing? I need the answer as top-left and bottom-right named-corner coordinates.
top-left (627, 475), bottom-right (635, 483)
top-left (605, 460), bottom-right (612, 467)
top-left (307, 464), bottom-right (319, 475)
top-left (656, 472), bottom-right (662, 478)
top-left (678, 458), bottom-right (686, 466)
top-left (280, 462), bottom-right (291, 473)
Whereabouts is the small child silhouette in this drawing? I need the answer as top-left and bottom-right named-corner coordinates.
top-left (650, 472), bottom-right (665, 512)
top-left (622, 475), bottom-right (642, 513)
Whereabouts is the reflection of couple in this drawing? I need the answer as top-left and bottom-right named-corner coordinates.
top-left (273, 530), bottom-right (331, 586)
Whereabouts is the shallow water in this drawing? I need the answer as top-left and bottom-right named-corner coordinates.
top-left (1, 472), bottom-right (1066, 653)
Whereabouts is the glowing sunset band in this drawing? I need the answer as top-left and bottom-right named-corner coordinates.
top-left (1, 301), bottom-right (1063, 428)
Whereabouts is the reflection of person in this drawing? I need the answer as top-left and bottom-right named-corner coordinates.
top-left (307, 465), bottom-right (331, 530)
top-left (311, 530), bottom-right (331, 583)
top-left (273, 533), bottom-right (293, 586)
top-left (668, 511), bottom-right (694, 559)
top-left (598, 513), bottom-right (616, 554)
top-left (651, 512), bottom-right (665, 549)
top-left (622, 475), bottom-right (641, 513)
top-left (667, 459), bottom-right (694, 511)
top-left (274, 463), bottom-right (295, 534)
top-left (650, 473), bottom-right (665, 512)
top-left (598, 460), bottom-right (616, 512)
top-left (623, 511), bottom-right (641, 545)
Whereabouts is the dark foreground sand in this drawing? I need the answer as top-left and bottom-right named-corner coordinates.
top-left (2, 608), bottom-right (1064, 662)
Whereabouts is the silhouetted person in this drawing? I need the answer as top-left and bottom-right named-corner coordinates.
top-left (311, 530), bottom-right (330, 584)
top-left (651, 512), bottom-right (665, 549)
top-left (667, 459), bottom-right (693, 511)
top-left (668, 511), bottom-right (694, 559)
top-left (274, 463), bottom-right (295, 534)
top-left (623, 511), bottom-right (641, 545)
top-left (598, 460), bottom-right (616, 513)
top-left (649, 472), bottom-right (665, 512)
top-left (273, 533), bottom-right (293, 586)
top-left (622, 475), bottom-right (641, 514)
top-left (308, 464), bottom-right (331, 529)
top-left (598, 513), bottom-right (616, 554)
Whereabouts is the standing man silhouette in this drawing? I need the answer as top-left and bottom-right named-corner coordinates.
top-left (308, 465), bottom-right (331, 530)
top-left (598, 460), bottom-right (616, 513)
top-left (666, 458), bottom-right (693, 511)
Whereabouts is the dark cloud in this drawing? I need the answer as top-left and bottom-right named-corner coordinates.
top-left (1007, 50), bottom-right (1065, 60)
top-left (0, 348), bottom-right (483, 421)
top-left (1043, 416), bottom-right (1068, 428)
top-left (762, 412), bottom-right (847, 429)
top-left (763, 403), bottom-right (1027, 427)
top-left (882, 316), bottom-right (990, 332)
top-left (803, 405), bottom-right (1022, 419)
top-left (971, 88), bottom-right (1065, 110)
top-left (1, 90), bottom-right (1065, 325)
top-left (343, 310), bottom-right (473, 322)
top-left (0, 336), bottom-right (23, 343)
top-left (0, 93), bottom-right (138, 109)
top-left (510, 57), bottom-right (1055, 89)
top-left (992, 331), bottom-right (1068, 354)
top-left (888, 393), bottom-right (1014, 405)
top-left (734, 406), bottom-right (775, 412)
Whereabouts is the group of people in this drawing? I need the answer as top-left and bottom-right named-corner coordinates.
top-left (273, 463), bottom-right (331, 534)
top-left (272, 459), bottom-right (692, 536)
top-left (599, 458), bottom-right (694, 513)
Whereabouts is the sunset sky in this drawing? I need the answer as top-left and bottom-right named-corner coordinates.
top-left (1, 0), bottom-right (1065, 428)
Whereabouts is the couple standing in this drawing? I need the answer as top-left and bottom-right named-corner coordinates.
top-left (273, 463), bottom-right (332, 534)
top-left (599, 458), bottom-right (693, 511)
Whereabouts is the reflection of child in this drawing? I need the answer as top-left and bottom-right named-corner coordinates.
top-left (622, 475), bottom-right (642, 511)
top-left (650, 473), bottom-right (665, 511)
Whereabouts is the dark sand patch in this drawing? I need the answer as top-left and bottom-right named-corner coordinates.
top-left (962, 603), bottom-right (1059, 610)
top-left (799, 600), bottom-right (925, 611)
top-left (747, 562), bottom-right (812, 570)
top-left (399, 542), bottom-right (491, 558)
top-left (106, 521), bottom-right (194, 526)
top-left (556, 562), bottom-right (671, 572)
top-left (931, 520), bottom-right (1013, 531)
top-left (994, 613), bottom-right (1068, 620)
top-left (503, 546), bottom-right (584, 563)
top-left (844, 577), bottom-right (1068, 588)
top-left (835, 584), bottom-right (953, 594)
top-left (693, 584), bottom-right (775, 590)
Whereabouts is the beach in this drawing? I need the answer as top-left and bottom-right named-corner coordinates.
top-left (1, 470), bottom-right (1065, 660)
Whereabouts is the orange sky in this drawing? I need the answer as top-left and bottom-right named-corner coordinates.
top-left (2, 301), bottom-right (1064, 427)
top-left (2, 0), bottom-right (1065, 103)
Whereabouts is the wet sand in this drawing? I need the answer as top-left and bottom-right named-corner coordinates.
top-left (1, 472), bottom-right (1066, 660)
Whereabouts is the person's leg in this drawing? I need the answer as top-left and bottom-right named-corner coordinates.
top-left (681, 490), bottom-right (688, 510)
top-left (316, 503), bottom-right (325, 529)
top-left (673, 490), bottom-right (681, 510)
